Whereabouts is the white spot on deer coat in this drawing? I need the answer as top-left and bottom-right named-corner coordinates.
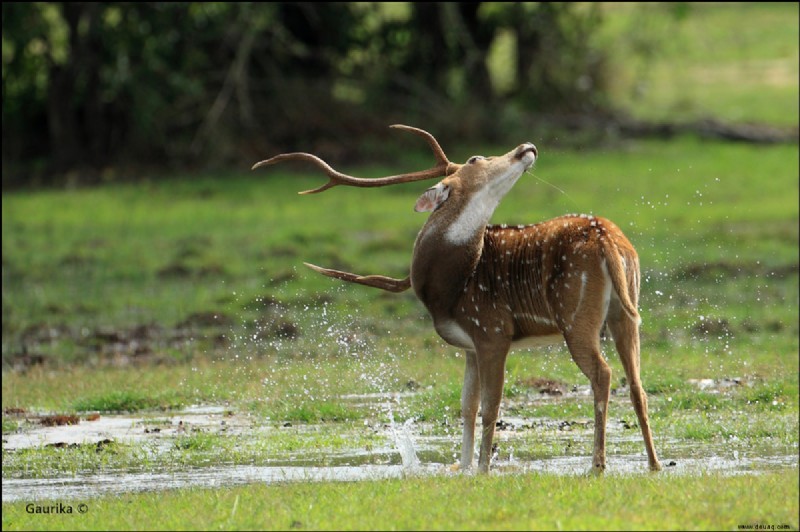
top-left (514, 313), bottom-right (557, 327)
top-left (569, 272), bottom-right (589, 323)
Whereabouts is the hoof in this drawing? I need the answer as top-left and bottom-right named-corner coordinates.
top-left (587, 463), bottom-right (606, 476)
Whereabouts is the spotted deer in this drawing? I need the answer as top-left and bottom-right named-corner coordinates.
top-left (253, 125), bottom-right (662, 474)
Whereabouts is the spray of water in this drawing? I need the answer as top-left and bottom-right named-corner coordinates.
top-left (195, 273), bottom-right (428, 470)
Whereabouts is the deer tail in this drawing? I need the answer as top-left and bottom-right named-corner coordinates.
top-left (304, 263), bottom-right (411, 293)
top-left (601, 243), bottom-right (641, 324)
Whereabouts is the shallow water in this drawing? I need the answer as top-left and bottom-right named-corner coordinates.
top-left (3, 449), bottom-right (796, 503)
top-left (3, 403), bottom-right (797, 502)
top-left (3, 405), bottom-right (240, 450)
top-left (1, 464), bottom-right (444, 503)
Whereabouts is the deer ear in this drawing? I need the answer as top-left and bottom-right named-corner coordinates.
top-left (414, 183), bottom-right (450, 212)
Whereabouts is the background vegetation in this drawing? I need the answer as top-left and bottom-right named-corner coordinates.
top-left (4, 2), bottom-right (797, 186)
top-left (2, 3), bottom-right (798, 531)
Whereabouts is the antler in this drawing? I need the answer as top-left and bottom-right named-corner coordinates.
top-left (251, 124), bottom-right (461, 194)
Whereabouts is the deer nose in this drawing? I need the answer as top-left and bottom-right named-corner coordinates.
top-left (516, 143), bottom-right (538, 160)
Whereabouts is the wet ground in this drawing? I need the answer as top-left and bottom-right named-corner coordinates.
top-left (3, 393), bottom-right (798, 502)
top-left (4, 440), bottom-right (797, 503)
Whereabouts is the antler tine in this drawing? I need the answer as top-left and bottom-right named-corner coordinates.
top-left (389, 124), bottom-right (453, 171)
top-left (251, 153), bottom-right (350, 194)
top-left (251, 125), bottom-right (462, 195)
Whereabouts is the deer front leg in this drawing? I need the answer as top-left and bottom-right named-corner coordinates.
top-left (475, 341), bottom-right (511, 473)
top-left (460, 350), bottom-right (480, 470)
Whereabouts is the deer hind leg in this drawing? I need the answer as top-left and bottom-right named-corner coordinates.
top-left (474, 341), bottom-right (511, 473)
top-left (607, 312), bottom-right (662, 471)
top-left (565, 332), bottom-right (612, 474)
top-left (460, 349), bottom-right (480, 470)
top-left (562, 271), bottom-right (613, 473)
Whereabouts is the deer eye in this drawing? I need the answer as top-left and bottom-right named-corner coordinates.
top-left (467, 155), bottom-right (485, 164)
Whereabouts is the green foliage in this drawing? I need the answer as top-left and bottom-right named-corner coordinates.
top-left (1, 2), bottom-right (697, 184)
top-left (4, 3), bottom-right (797, 185)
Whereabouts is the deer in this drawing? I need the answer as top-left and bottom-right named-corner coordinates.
top-left (253, 125), bottom-right (662, 474)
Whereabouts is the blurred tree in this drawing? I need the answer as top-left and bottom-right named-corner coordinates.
top-left (386, 3), bottom-right (495, 117)
top-left (512, 2), bottom-right (607, 112)
top-left (2, 1), bottom-right (610, 186)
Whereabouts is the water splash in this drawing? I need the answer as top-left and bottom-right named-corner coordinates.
top-left (387, 406), bottom-right (420, 471)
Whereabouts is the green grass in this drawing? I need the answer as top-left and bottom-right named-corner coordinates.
top-left (72, 390), bottom-right (186, 413)
top-left (3, 420), bottom-right (391, 479)
top-left (601, 2), bottom-right (799, 126)
top-left (3, 137), bottom-right (797, 364)
top-left (2, 416), bottom-right (19, 433)
top-left (2, 470), bottom-right (797, 531)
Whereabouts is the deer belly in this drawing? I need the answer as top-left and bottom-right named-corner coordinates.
top-left (511, 334), bottom-right (564, 350)
top-left (435, 320), bottom-right (476, 350)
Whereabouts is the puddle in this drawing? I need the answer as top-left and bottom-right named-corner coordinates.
top-left (2, 406), bottom-right (248, 450)
top-left (3, 447), bottom-right (796, 503)
top-left (2, 403), bottom-right (798, 502)
top-left (1, 464), bottom-right (445, 503)
top-left (501, 451), bottom-right (798, 477)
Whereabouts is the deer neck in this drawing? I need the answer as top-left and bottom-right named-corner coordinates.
top-left (410, 190), bottom-right (498, 317)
